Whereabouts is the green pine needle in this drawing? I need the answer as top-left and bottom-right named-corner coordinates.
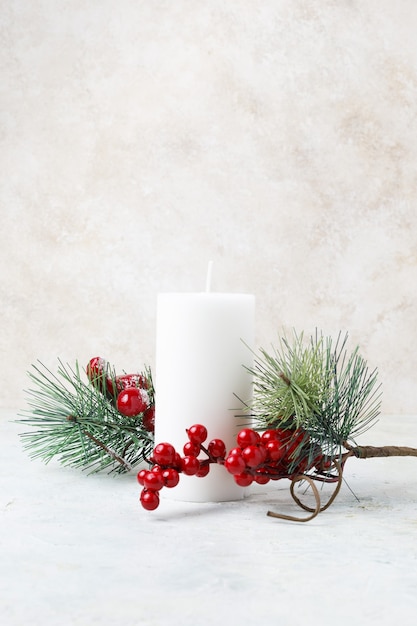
top-left (247, 330), bottom-right (382, 462)
top-left (17, 360), bottom-right (154, 474)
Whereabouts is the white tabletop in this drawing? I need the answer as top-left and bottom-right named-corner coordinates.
top-left (1, 409), bottom-right (417, 626)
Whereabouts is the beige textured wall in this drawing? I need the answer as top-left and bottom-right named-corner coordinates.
top-left (1, 0), bottom-right (417, 414)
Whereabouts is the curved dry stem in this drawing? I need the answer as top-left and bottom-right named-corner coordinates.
top-left (267, 475), bottom-right (321, 522)
top-left (291, 460), bottom-right (344, 513)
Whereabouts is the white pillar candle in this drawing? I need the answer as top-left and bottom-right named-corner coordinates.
top-left (154, 291), bottom-right (255, 502)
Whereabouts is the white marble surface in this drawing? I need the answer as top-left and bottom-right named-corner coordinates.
top-left (1, 409), bottom-right (417, 626)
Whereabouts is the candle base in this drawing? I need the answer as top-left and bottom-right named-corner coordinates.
top-left (161, 464), bottom-right (244, 503)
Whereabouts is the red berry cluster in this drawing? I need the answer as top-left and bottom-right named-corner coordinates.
top-left (86, 356), bottom-right (155, 432)
top-left (138, 424), bottom-right (325, 511)
top-left (223, 427), bottom-right (322, 487)
top-left (138, 424), bottom-right (229, 510)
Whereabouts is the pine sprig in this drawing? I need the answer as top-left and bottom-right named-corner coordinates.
top-left (248, 330), bottom-right (382, 461)
top-left (18, 360), bottom-right (154, 474)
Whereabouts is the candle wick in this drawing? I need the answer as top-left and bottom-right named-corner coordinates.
top-left (205, 260), bottom-right (213, 292)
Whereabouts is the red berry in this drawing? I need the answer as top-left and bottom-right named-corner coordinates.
top-left (187, 424), bottom-right (208, 445)
top-left (234, 472), bottom-right (253, 487)
top-left (113, 373), bottom-right (149, 393)
top-left (286, 429), bottom-right (308, 459)
top-left (142, 406), bottom-right (155, 433)
top-left (117, 387), bottom-right (149, 417)
top-left (265, 439), bottom-right (286, 462)
top-left (317, 456), bottom-right (332, 471)
top-left (261, 429), bottom-right (280, 444)
top-left (228, 446), bottom-right (243, 457)
top-left (143, 470), bottom-right (164, 491)
top-left (294, 457), bottom-right (309, 474)
top-left (137, 469), bottom-right (148, 485)
top-left (196, 463), bottom-right (210, 478)
top-left (162, 468), bottom-right (180, 488)
top-left (241, 445), bottom-right (265, 468)
top-left (237, 428), bottom-right (261, 448)
top-left (173, 452), bottom-right (183, 469)
top-left (181, 455), bottom-right (200, 476)
top-left (86, 357), bottom-right (110, 393)
top-left (183, 441), bottom-right (201, 457)
top-left (152, 442), bottom-right (176, 466)
top-left (257, 444), bottom-right (268, 464)
top-left (207, 438), bottom-right (226, 460)
top-left (86, 356), bottom-right (107, 379)
top-left (225, 454), bottom-right (246, 475)
top-left (277, 428), bottom-right (293, 441)
top-left (254, 469), bottom-right (270, 484)
top-left (140, 489), bottom-right (160, 511)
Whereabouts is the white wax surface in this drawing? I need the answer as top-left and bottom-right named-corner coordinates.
top-left (154, 292), bottom-right (255, 502)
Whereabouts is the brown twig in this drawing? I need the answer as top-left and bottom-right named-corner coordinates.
top-left (344, 443), bottom-right (417, 459)
top-left (267, 475), bottom-right (321, 522)
top-left (67, 415), bottom-right (132, 471)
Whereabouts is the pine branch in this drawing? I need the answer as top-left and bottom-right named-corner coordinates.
top-left (247, 330), bottom-right (382, 464)
top-left (17, 360), bottom-right (154, 474)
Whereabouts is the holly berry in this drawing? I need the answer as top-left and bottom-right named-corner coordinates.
top-left (187, 424), bottom-right (208, 445)
top-left (286, 429), bottom-right (308, 460)
top-left (261, 429), bottom-right (281, 444)
top-left (237, 428), bottom-right (260, 448)
top-left (152, 442), bottom-right (176, 466)
top-left (116, 387), bottom-right (149, 417)
top-left (86, 357), bottom-right (110, 393)
top-left (137, 469), bottom-right (148, 485)
top-left (228, 446), bottom-right (244, 457)
top-left (241, 445), bottom-right (265, 468)
top-left (196, 463), bottom-right (210, 478)
top-left (183, 441), bottom-right (201, 457)
top-left (162, 468), bottom-right (180, 488)
top-left (254, 469), bottom-right (270, 485)
top-left (86, 356), bottom-right (107, 379)
top-left (207, 438), bottom-right (226, 460)
top-left (140, 489), bottom-right (160, 511)
top-left (265, 439), bottom-right (286, 462)
top-left (181, 455), bottom-right (200, 476)
top-left (225, 453), bottom-right (246, 475)
top-left (234, 472), bottom-right (253, 487)
top-left (142, 470), bottom-right (164, 491)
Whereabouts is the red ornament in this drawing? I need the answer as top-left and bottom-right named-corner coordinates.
top-left (116, 387), bottom-right (148, 417)
top-left (142, 406), bottom-right (155, 433)
top-left (107, 373), bottom-right (149, 396)
top-left (86, 357), bottom-right (110, 393)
